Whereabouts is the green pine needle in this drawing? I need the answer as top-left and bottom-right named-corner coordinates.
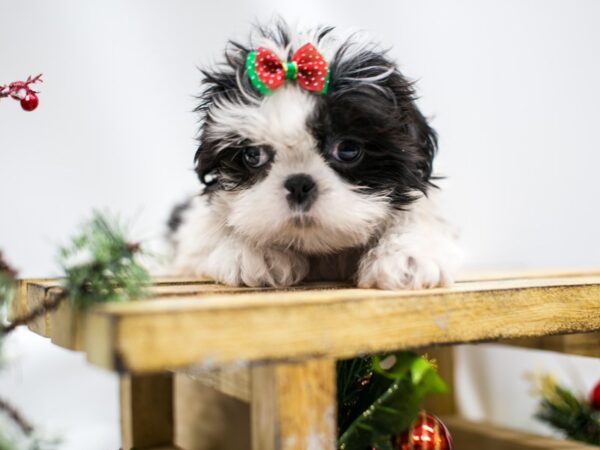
top-left (0, 251), bottom-right (17, 313)
top-left (58, 212), bottom-right (150, 308)
top-left (0, 252), bottom-right (17, 365)
top-left (532, 374), bottom-right (600, 445)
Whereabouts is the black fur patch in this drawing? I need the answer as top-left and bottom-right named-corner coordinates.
top-left (167, 198), bottom-right (193, 233)
top-left (310, 44), bottom-right (437, 208)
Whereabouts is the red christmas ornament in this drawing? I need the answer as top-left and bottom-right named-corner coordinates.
top-left (20, 92), bottom-right (39, 111)
top-left (590, 380), bottom-right (600, 410)
top-left (393, 411), bottom-right (453, 450)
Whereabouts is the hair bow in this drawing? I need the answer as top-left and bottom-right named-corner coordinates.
top-left (245, 43), bottom-right (330, 95)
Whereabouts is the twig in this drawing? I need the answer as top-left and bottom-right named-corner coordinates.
top-left (0, 397), bottom-right (34, 435)
top-left (0, 74), bottom-right (43, 99)
top-left (1, 290), bottom-right (67, 335)
top-left (0, 252), bottom-right (18, 279)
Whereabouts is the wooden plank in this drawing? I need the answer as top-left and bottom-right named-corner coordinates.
top-left (81, 275), bottom-right (600, 372)
top-left (19, 279), bottom-right (347, 350)
top-left (18, 270), bottom-right (600, 351)
top-left (178, 366), bottom-right (250, 402)
top-left (8, 278), bottom-right (56, 321)
top-left (458, 268), bottom-right (600, 282)
top-left (502, 332), bottom-right (600, 358)
top-left (174, 374), bottom-right (249, 450)
top-left (120, 373), bottom-right (175, 449)
top-left (251, 358), bottom-right (336, 450)
top-left (139, 447), bottom-right (182, 450)
top-left (444, 416), bottom-right (597, 449)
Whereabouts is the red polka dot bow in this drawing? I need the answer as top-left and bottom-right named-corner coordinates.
top-left (245, 43), bottom-right (330, 95)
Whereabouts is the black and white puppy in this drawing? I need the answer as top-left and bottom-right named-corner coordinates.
top-left (170, 22), bottom-right (461, 289)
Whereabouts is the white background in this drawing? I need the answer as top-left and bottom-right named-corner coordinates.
top-left (1, 1), bottom-right (600, 448)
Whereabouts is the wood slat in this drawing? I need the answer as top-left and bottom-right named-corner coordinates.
top-left (120, 373), bottom-right (175, 449)
top-left (445, 416), bottom-right (598, 449)
top-left (179, 367), bottom-right (251, 402)
top-left (174, 375), bottom-right (249, 450)
top-left (457, 268), bottom-right (600, 283)
top-left (85, 275), bottom-right (600, 372)
top-left (16, 279), bottom-right (346, 351)
top-left (14, 273), bottom-right (600, 372)
top-left (502, 332), bottom-right (600, 357)
top-left (251, 359), bottom-right (336, 450)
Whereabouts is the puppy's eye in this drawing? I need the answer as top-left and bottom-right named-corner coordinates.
top-left (332, 140), bottom-right (363, 163)
top-left (242, 146), bottom-right (270, 168)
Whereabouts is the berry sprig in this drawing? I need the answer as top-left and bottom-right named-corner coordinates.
top-left (0, 74), bottom-right (43, 111)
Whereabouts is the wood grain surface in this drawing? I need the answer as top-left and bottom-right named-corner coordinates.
top-left (251, 359), bottom-right (336, 450)
top-left (11, 273), bottom-right (600, 371)
top-left (120, 373), bottom-right (175, 449)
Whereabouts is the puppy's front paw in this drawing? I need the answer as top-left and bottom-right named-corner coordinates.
top-left (357, 241), bottom-right (460, 290)
top-left (236, 246), bottom-right (309, 287)
top-left (185, 241), bottom-right (309, 288)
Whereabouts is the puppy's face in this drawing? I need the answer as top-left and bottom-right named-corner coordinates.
top-left (195, 26), bottom-right (436, 254)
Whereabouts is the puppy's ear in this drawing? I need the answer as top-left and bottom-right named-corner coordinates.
top-left (401, 99), bottom-right (437, 184)
top-left (193, 40), bottom-right (257, 193)
top-left (330, 46), bottom-right (438, 187)
top-left (194, 140), bottom-right (224, 192)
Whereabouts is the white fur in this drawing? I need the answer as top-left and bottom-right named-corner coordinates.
top-left (173, 190), bottom-right (461, 289)
top-left (357, 194), bottom-right (463, 289)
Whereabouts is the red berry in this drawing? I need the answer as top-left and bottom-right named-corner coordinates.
top-left (20, 92), bottom-right (39, 111)
top-left (590, 380), bottom-right (600, 410)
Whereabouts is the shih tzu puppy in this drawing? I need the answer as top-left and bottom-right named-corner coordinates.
top-left (170, 22), bottom-right (461, 289)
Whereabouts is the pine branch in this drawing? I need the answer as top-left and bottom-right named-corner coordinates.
top-left (532, 373), bottom-right (600, 445)
top-left (2, 212), bottom-right (149, 336)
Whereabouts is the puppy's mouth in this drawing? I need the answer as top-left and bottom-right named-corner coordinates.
top-left (289, 212), bottom-right (317, 228)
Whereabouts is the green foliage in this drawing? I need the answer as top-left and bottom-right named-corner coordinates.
top-left (58, 212), bottom-right (150, 308)
top-left (0, 252), bottom-right (16, 314)
top-left (534, 375), bottom-right (600, 445)
top-left (0, 434), bottom-right (15, 450)
top-left (337, 352), bottom-right (447, 450)
top-left (0, 252), bottom-right (17, 365)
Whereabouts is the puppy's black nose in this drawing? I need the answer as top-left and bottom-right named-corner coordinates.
top-left (284, 174), bottom-right (317, 209)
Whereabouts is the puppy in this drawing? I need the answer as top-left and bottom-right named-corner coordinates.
top-left (170, 22), bottom-right (461, 289)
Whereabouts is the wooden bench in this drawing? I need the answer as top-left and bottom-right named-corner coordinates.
top-left (10, 271), bottom-right (600, 450)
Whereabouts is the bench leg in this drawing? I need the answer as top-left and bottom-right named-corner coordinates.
top-left (120, 373), bottom-right (175, 450)
top-left (251, 358), bottom-right (336, 450)
top-left (174, 374), bottom-right (250, 450)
